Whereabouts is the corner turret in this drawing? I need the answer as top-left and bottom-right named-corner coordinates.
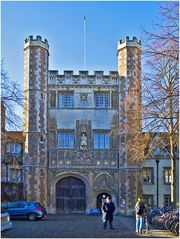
top-left (23, 35), bottom-right (49, 206)
top-left (24, 35), bottom-right (49, 52)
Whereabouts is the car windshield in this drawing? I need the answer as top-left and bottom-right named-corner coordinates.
top-left (35, 203), bottom-right (44, 208)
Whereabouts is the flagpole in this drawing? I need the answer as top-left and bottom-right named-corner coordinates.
top-left (84, 16), bottom-right (86, 69)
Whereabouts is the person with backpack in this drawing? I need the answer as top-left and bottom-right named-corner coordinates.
top-left (135, 197), bottom-right (147, 234)
top-left (101, 196), bottom-right (116, 230)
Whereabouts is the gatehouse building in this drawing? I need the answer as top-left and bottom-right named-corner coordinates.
top-left (1, 35), bottom-right (178, 215)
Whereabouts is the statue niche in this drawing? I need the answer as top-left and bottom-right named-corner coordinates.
top-left (76, 119), bottom-right (91, 150)
top-left (80, 132), bottom-right (88, 150)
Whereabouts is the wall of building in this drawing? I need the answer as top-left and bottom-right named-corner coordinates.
top-left (1, 130), bottom-right (24, 202)
top-left (143, 158), bottom-right (171, 208)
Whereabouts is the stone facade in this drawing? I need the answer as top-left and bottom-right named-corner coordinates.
top-left (22, 35), bottom-right (143, 215)
top-left (21, 35), bottom-right (178, 215)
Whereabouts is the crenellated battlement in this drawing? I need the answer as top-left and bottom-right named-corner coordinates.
top-left (49, 70), bottom-right (118, 77)
top-left (119, 36), bottom-right (141, 45)
top-left (48, 70), bottom-right (119, 86)
top-left (117, 36), bottom-right (141, 51)
top-left (24, 35), bottom-right (49, 51)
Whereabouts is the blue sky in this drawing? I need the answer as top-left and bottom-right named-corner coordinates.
top-left (2, 1), bottom-right (159, 89)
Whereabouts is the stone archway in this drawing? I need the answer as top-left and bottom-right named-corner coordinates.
top-left (96, 192), bottom-right (111, 213)
top-left (56, 176), bottom-right (86, 214)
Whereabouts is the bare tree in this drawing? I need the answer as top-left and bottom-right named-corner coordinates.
top-left (143, 1), bottom-right (179, 61)
top-left (1, 60), bottom-right (24, 131)
top-left (142, 2), bottom-right (179, 209)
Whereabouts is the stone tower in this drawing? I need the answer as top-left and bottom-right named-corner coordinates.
top-left (23, 36), bottom-right (49, 206)
top-left (117, 36), bottom-right (143, 215)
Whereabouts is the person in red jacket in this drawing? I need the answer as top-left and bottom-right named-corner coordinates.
top-left (101, 196), bottom-right (116, 230)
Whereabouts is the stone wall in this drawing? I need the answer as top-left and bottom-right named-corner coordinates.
top-left (1, 182), bottom-right (24, 203)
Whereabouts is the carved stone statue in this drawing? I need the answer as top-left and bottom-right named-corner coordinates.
top-left (80, 133), bottom-right (87, 149)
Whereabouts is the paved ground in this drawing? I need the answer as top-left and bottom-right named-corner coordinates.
top-left (1, 214), bottom-right (177, 238)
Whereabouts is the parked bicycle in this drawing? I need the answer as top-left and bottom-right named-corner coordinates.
top-left (149, 208), bottom-right (179, 236)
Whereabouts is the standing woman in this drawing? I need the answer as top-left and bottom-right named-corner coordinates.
top-left (102, 196), bottom-right (116, 230)
top-left (135, 197), bottom-right (147, 234)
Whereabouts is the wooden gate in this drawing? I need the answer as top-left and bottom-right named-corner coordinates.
top-left (56, 176), bottom-right (86, 214)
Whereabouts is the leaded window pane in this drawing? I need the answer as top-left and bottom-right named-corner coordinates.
top-left (100, 95), bottom-right (104, 107)
top-left (69, 133), bottom-right (74, 148)
top-left (143, 168), bottom-right (153, 183)
top-left (94, 133), bottom-right (110, 149)
top-left (94, 133), bottom-right (99, 149)
top-left (69, 94), bottom-right (73, 107)
top-left (99, 134), bottom-right (105, 149)
top-left (58, 93), bottom-right (73, 108)
top-left (104, 134), bottom-right (109, 149)
top-left (164, 168), bottom-right (171, 183)
top-left (95, 95), bottom-right (99, 107)
top-left (105, 94), bottom-right (109, 107)
top-left (58, 132), bottom-right (63, 147)
top-left (64, 133), bottom-right (69, 147)
top-left (59, 94), bottom-right (63, 108)
top-left (58, 132), bottom-right (74, 148)
top-left (15, 144), bottom-right (21, 153)
top-left (7, 144), bottom-right (21, 154)
top-left (95, 93), bottom-right (110, 108)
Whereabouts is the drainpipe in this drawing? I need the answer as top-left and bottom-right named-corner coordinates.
top-left (156, 159), bottom-right (160, 207)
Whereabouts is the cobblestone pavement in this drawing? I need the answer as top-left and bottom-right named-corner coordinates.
top-left (1, 214), bottom-right (177, 238)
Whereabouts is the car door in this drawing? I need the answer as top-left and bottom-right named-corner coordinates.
top-left (15, 202), bottom-right (29, 218)
top-left (6, 202), bottom-right (19, 218)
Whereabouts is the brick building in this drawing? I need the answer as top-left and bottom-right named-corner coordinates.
top-left (1, 102), bottom-right (24, 202)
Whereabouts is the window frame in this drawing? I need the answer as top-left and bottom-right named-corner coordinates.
top-left (93, 131), bottom-right (110, 149)
top-left (143, 167), bottom-right (154, 184)
top-left (58, 92), bottom-right (74, 108)
top-left (164, 167), bottom-right (171, 184)
top-left (94, 92), bottom-right (110, 108)
top-left (50, 91), bottom-right (56, 107)
top-left (58, 130), bottom-right (75, 149)
top-left (164, 194), bottom-right (171, 207)
top-left (6, 143), bottom-right (21, 154)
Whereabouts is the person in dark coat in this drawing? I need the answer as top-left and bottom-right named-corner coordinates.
top-left (101, 196), bottom-right (116, 230)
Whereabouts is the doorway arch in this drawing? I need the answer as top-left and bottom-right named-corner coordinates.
top-left (56, 176), bottom-right (86, 214)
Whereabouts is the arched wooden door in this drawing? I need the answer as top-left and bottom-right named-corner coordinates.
top-left (56, 176), bottom-right (86, 214)
top-left (97, 192), bottom-right (111, 214)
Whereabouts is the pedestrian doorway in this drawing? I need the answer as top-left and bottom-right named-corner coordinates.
top-left (56, 176), bottom-right (86, 214)
top-left (96, 192), bottom-right (111, 214)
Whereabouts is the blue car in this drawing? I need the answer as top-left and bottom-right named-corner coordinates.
top-left (89, 208), bottom-right (100, 215)
top-left (2, 201), bottom-right (47, 221)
